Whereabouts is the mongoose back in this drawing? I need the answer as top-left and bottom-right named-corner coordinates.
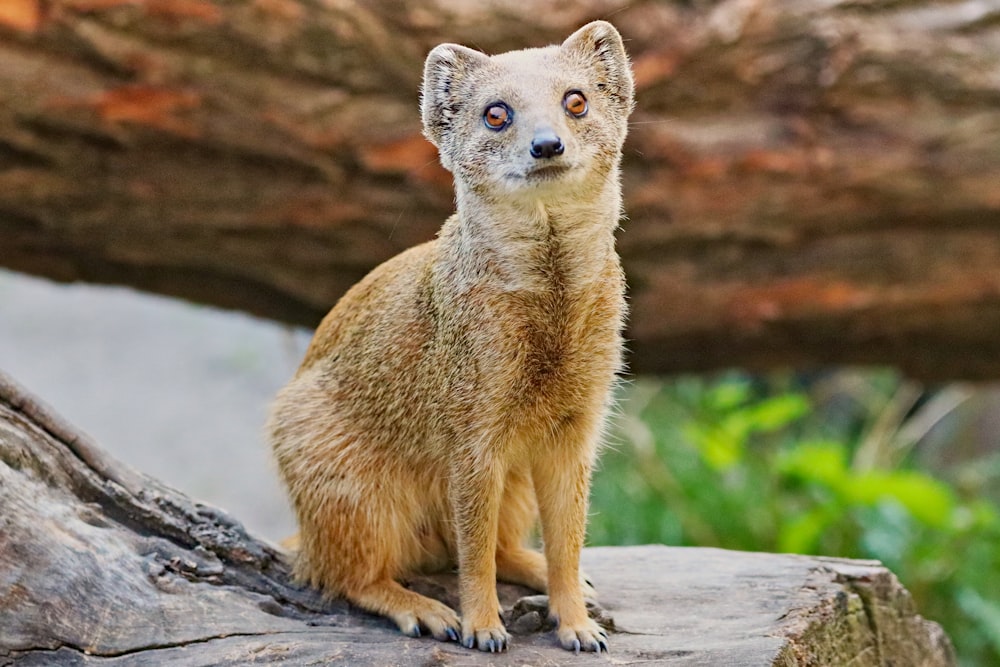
top-left (267, 21), bottom-right (634, 654)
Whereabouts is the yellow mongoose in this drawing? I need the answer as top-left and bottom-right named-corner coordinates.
top-left (267, 21), bottom-right (633, 654)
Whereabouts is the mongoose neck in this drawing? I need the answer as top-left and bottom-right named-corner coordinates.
top-left (441, 175), bottom-right (623, 293)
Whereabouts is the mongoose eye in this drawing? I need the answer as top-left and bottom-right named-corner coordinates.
top-left (563, 90), bottom-right (588, 118)
top-left (483, 102), bottom-right (513, 131)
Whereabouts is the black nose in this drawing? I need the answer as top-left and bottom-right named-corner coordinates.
top-left (530, 130), bottom-right (564, 159)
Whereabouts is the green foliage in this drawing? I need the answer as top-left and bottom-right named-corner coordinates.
top-left (589, 372), bottom-right (1000, 666)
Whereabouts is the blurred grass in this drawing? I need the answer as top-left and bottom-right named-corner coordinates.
top-left (589, 371), bottom-right (1000, 666)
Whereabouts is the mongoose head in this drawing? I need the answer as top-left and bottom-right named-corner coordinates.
top-left (421, 21), bottom-right (634, 202)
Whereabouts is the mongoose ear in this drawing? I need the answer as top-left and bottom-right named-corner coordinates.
top-left (421, 43), bottom-right (491, 154)
top-left (561, 21), bottom-right (634, 116)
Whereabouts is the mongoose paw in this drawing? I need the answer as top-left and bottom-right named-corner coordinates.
top-left (392, 600), bottom-right (461, 643)
top-left (461, 623), bottom-right (511, 652)
top-left (557, 618), bottom-right (609, 654)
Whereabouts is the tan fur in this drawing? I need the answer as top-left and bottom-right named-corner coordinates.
top-left (267, 21), bottom-right (634, 654)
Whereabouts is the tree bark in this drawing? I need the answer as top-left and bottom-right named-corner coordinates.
top-left (0, 369), bottom-right (955, 666)
top-left (1, 0), bottom-right (999, 380)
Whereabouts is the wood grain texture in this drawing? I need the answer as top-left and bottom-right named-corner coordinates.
top-left (0, 369), bottom-right (956, 665)
top-left (1, 0), bottom-right (999, 380)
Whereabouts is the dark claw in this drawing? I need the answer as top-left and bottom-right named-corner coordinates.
top-left (584, 578), bottom-right (594, 587)
top-left (487, 639), bottom-right (496, 653)
top-left (591, 640), bottom-right (601, 652)
top-left (598, 639), bottom-right (609, 653)
top-left (464, 636), bottom-right (475, 649)
top-left (406, 625), bottom-right (421, 638)
top-left (572, 638), bottom-right (581, 654)
top-left (446, 627), bottom-right (459, 642)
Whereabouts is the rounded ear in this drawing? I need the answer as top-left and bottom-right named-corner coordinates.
top-left (561, 21), bottom-right (634, 116)
top-left (420, 43), bottom-right (491, 151)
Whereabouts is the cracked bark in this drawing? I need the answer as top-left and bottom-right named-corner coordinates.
top-left (1, 1), bottom-right (999, 380)
top-left (0, 370), bottom-right (956, 665)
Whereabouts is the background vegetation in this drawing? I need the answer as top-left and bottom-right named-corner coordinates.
top-left (590, 372), bottom-right (1000, 667)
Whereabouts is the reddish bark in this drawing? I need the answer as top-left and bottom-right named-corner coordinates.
top-left (1, 0), bottom-right (999, 379)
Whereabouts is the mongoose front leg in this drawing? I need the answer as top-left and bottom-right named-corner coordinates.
top-left (534, 444), bottom-right (608, 653)
top-left (450, 451), bottom-right (510, 652)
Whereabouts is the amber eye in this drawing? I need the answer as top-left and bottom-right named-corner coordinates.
top-left (483, 102), bottom-right (513, 131)
top-left (563, 90), bottom-right (588, 118)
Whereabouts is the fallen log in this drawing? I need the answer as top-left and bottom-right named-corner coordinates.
top-left (0, 369), bottom-right (955, 665)
top-left (1, 1), bottom-right (999, 380)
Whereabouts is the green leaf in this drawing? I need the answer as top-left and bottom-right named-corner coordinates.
top-left (707, 380), bottom-right (752, 411)
top-left (777, 441), bottom-right (848, 489)
top-left (846, 471), bottom-right (955, 528)
top-left (746, 393), bottom-right (810, 432)
top-left (684, 423), bottom-right (743, 470)
top-left (779, 508), bottom-right (832, 554)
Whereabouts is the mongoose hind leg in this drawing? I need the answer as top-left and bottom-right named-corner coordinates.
top-left (496, 547), bottom-right (548, 592)
top-left (349, 579), bottom-right (461, 642)
top-left (284, 438), bottom-right (460, 641)
top-left (496, 465), bottom-right (548, 592)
